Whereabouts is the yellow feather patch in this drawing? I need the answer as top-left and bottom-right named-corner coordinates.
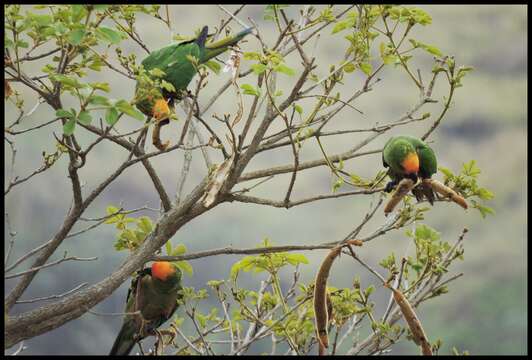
top-left (152, 99), bottom-right (170, 121)
top-left (402, 152), bottom-right (419, 174)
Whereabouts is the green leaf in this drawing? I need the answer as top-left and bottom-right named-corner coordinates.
top-left (67, 28), bottom-right (86, 46)
top-left (4, 37), bottom-right (14, 49)
top-left (204, 60), bottom-right (221, 75)
top-left (115, 100), bottom-right (145, 121)
top-left (51, 74), bottom-right (84, 88)
top-left (294, 104), bottom-right (303, 114)
top-left (165, 241), bottom-right (172, 256)
top-left (105, 107), bottom-right (119, 126)
top-left (343, 62), bottom-right (356, 73)
top-left (55, 109), bottom-right (75, 119)
top-left (90, 82), bottom-right (111, 92)
top-left (174, 261), bottom-right (193, 276)
top-left (95, 26), bottom-right (123, 44)
top-left (63, 118), bottom-right (76, 136)
top-left (332, 177), bottom-right (344, 193)
top-left (251, 63), bottom-right (267, 75)
top-left (71, 5), bottom-right (86, 22)
top-left (382, 54), bottom-right (397, 65)
top-left (423, 44), bottom-right (442, 57)
top-left (54, 22), bottom-right (68, 35)
top-left (243, 52), bottom-right (261, 61)
top-left (285, 253), bottom-right (309, 265)
top-left (77, 110), bottom-right (92, 125)
top-left (332, 20), bottom-right (350, 34)
top-left (137, 216), bottom-right (153, 233)
top-left (438, 166), bottom-right (454, 179)
top-left (160, 80), bottom-right (176, 93)
top-left (16, 40), bottom-right (29, 48)
top-left (477, 188), bottom-right (494, 200)
top-left (106, 205), bottom-right (120, 215)
top-left (148, 68), bottom-right (166, 78)
top-left (240, 84), bottom-right (261, 97)
top-left (461, 160), bottom-right (480, 177)
top-left (410, 8), bottom-right (432, 26)
top-left (410, 38), bottom-right (443, 57)
top-left (415, 224), bottom-right (440, 242)
top-left (172, 244), bottom-right (187, 256)
top-left (476, 204), bottom-right (495, 218)
top-left (88, 95), bottom-right (110, 106)
top-left (273, 63), bottom-right (295, 76)
top-left (360, 62), bottom-right (372, 76)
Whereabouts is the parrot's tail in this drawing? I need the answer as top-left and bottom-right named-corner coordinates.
top-left (109, 325), bottom-right (137, 356)
top-left (235, 27), bottom-right (254, 39)
top-left (195, 26), bottom-right (209, 48)
top-left (202, 26), bottom-right (253, 61)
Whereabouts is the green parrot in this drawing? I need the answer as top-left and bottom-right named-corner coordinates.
top-left (134, 25), bottom-right (253, 121)
top-left (109, 262), bottom-right (183, 356)
top-left (382, 135), bottom-right (438, 204)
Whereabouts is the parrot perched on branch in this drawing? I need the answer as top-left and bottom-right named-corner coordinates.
top-left (134, 25), bottom-right (253, 121)
top-left (109, 262), bottom-right (183, 356)
top-left (382, 135), bottom-right (437, 204)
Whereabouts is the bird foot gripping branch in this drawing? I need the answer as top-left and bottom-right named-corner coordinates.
top-left (384, 178), bottom-right (416, 216)
top-left (383, 178), bottom-right (468, 215)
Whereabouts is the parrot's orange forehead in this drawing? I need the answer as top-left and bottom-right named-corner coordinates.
top-left (153, 99), bottom-right (170, 120)
top-left (402, 152), bottom-right (419, 174)
top-left (151, 261), bottom-right (175, 281)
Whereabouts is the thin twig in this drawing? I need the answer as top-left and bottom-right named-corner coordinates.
top-left (154, 243), bottom-right (335, 262)
top-left (217, 5), bottom-right (251, 29)
top-left (16, 283), bottom-right (88, 304)
top-left (5, 254), bottom-right (98, 279)
top-left (229, 188), bottom-right (383, 209)
top-left (171, 323), bottom-right (204, 355)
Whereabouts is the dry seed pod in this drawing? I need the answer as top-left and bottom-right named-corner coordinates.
top-left (313, 245), bottom-right (342, 355)
top-left (425, 178), bottom-right (468, 209)
top-left (388, 285), bottom-right (432, 355)
top-left (346, 239), bottom-right (363, 247)
top-left (152, 119), bottom-right (170, 151)
top-left (384, 178), bottom-right (415, 215)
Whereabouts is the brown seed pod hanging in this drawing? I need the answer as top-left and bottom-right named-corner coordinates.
top-left (386, 285), bottom-right (432, 355)
top-left (313, 245), bottom-right (342, 355)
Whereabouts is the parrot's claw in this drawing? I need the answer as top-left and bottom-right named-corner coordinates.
top-left (384, 180), bottom-right (397, 193)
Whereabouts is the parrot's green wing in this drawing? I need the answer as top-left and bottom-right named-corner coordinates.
top-left (416, 145), bottom-right (437, 178)
top-left (141, 43), bottom-right (202, 93)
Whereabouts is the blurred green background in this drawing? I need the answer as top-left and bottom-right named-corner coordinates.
top-left (4, 5), bottom-right (527, 355)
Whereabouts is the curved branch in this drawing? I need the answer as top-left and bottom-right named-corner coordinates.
top-left (227, 188), bottom-right (383, 209)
